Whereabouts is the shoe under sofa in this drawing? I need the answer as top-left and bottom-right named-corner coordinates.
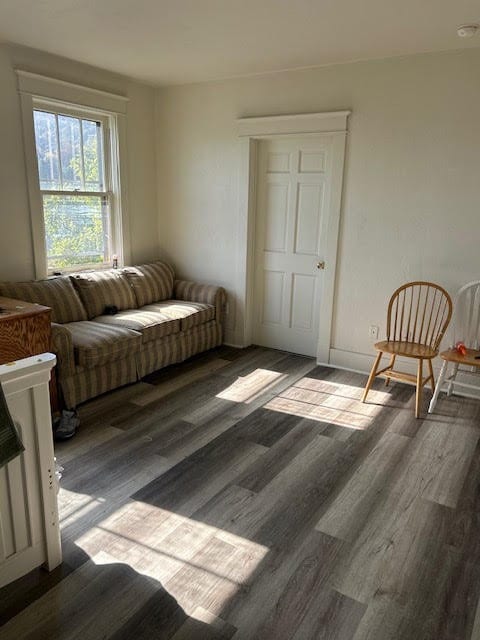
top-left (0, 261), bottom-right (226, 410)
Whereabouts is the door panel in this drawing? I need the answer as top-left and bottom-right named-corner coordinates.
top-left (291, 274), bottom-right (316, 331)
top-left (299, 149), bottom-right (326, 173)
top-left (262, 270), bottom-right (285, 325)
top-left (264, 183), bottom-right (289, 252)
top-left (253, 137), bottom-right (332, 357)
top-left (294, 182), bottom-right (324, 255)
top-left (267, 151), bottom-right (290, 173)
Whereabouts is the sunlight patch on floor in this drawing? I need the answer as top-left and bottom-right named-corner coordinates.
top-left (295, 376), bottom-right (392, 401)
top-left (75, 500), bottom-right (268, 612)
top-left (280, 386), bottom-right (382, 417)
top-left (264, 377), bottom-right (389, 430)
top-left (58, 488), bottom-right (106, 525)
top-left (265, 395), bottom-right (375, 429)
top-left (216, 368), bottom-right (287, 403)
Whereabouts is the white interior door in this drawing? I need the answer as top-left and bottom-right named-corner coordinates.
top-left (253, 135), bottom-right (339, 358)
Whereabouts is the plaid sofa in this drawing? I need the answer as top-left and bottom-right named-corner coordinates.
top-left (0, 261), bottom-right (225, 409)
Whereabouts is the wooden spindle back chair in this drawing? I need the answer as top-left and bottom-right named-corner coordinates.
top-left (429, 280), bottom-right (480, 413)
top-left (362, 282), bottom-right (453, 417)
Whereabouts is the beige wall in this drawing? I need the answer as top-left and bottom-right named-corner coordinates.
top-left (155, 48), bottom-right (480, 363)
top-left (2, 42), bottom-right (478, 368)
top-left (0, 43), bottom-right (159, 281)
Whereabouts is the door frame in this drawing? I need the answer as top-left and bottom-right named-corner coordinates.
top-left (236, 111), bottom-right (350, 363)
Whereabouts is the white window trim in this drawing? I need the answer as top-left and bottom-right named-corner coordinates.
top-left (17, 70), bottom-right (131, 278)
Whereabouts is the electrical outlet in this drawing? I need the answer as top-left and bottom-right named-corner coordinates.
top-left (369, 325), bottom-right (379, 340)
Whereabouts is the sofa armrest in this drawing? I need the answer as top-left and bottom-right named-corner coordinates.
top-left (51, 323), bottom-right (75, 377)
top-left (174, 280), bottom-right (226, 323)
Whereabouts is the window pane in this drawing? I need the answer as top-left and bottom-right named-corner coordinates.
top-left (58, 115), bottom-right (83, 190)
top-left (33, 111), bottom-right (61, 190)
top-left (82, 120), bottom-right (104, 191)
top-left (43, 194), bottom-right (110, 270)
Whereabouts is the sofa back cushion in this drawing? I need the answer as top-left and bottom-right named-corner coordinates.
top-left (70, 270), bottom-right (137, 319)
top-left (123, 261), bottom-right (174, 307)
top-left (0, 277), bottom-right (87, 324)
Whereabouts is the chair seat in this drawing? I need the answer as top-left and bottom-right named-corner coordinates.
top-left (375, 340), bottom-right (438, 359)
top-left (440, 347), bottom-right (480, 367)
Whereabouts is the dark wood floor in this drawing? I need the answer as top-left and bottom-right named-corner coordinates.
top-left (1, 345), bottom-right (480, 639)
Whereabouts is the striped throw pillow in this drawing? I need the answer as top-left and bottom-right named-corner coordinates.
top-left (123, 261), bottom-right (175, 307)
top-left (0, 277), bottom-right (87, 324)
top-left (70, 270), bottom-right (137, 319)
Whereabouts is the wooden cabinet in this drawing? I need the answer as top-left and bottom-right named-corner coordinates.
top-left (0, 296), bottom-right (58, 411)
top-left (0, 296), bottom-right (51, 364)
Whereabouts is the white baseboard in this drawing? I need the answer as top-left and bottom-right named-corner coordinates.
top-left (325, 348), bottom-right (380, 374)
top-left (221, 340), bottom-right (480, 400)
top-left (324, 347), bottom-right (480, 400)
top-left (224, 328), bottom-right (246, 347)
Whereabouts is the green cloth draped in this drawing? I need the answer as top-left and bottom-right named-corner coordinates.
top-left (0, 383), bottom-right (24, 468)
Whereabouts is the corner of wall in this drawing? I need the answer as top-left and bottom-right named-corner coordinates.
top-left (153, 87), bottom-right (165, 260)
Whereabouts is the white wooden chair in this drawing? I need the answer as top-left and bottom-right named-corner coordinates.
top-left (429, 280), bottom-right (480, 413)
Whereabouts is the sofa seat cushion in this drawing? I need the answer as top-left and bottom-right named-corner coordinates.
top-left (123, 261), bottom-right (174, 307)
top-left (0, 276), bottom-right (87, 323)
top-left (64, 321), bottom-right (142, 369)
top-left (143, 300), bottom-right (215, 331)
top-left (70, 270), bottom-right (137, 319)
top-left (93, 309), bottom-right (180, 343)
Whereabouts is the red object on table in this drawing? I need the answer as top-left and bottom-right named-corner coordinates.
top-left (455, 341), bottom-right (467, 356)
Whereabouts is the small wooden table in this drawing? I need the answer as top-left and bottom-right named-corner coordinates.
top-left (0, 296), bottom-right (58, 412)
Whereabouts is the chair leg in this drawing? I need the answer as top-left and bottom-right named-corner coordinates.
top-left (447, 363), bottom-right (459, 396)
top-left (362, 351), bottom-right (383, 403)
top-left (385, 355), bottom-right (396, 386)
top-left (415, 358), bottom-right (423, 419)
top-left (428, 359), bottom-right (448, 414)
top-left (427, 359), bottom-right (435, 393)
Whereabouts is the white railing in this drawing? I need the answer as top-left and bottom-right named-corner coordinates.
top-left (0, 353), bottom-right (61, 589)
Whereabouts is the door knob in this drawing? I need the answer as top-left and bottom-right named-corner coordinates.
top-left (316, 261), bottom-right (325, 270)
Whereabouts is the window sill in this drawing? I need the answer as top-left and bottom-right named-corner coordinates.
top-left (48, 263), bottom-right (121, 277)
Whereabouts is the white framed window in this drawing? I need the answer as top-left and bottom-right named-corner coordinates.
top-left (33, 102), bottom-right (117, 272)
top-left (17, 71), bottom-right (130, 278)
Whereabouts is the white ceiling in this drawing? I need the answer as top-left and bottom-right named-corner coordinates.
top-left (0, 0), bottom-right (479, 86)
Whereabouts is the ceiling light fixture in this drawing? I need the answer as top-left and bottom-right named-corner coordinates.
top-left (457, 24), bottom-right (479, 38)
